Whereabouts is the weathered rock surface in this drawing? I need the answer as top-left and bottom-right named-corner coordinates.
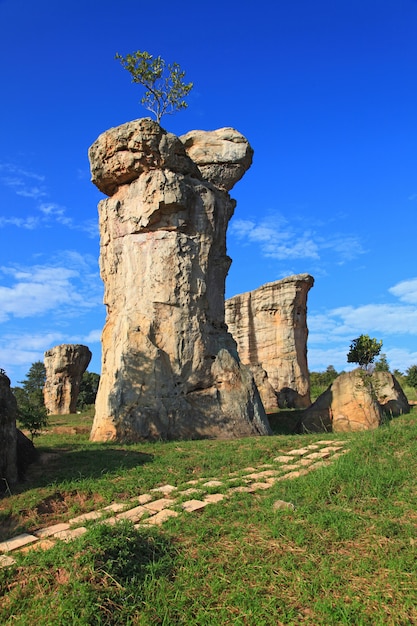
top-left (0, 371), bottom-right (18, 486)
top-left (43, 344), bottom-right (92, 414)
top-left (225, 275), bottom-right (314, 411)
top-left (373, 371), bottom-right (410, 416)
top-left (302, 370), bottom-right (410, 433)
top-left (301, 370), bottom-right (383, 433)
top-left (89, 118), bottom-right (271, 442)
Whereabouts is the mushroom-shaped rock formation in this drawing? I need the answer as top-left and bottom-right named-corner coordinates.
top-left (88, 118), bottom-right (271, 442)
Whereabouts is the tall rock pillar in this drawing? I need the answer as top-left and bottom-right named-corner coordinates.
top-left (225, 275), bottom-right (314, 409)
top-left (88, 119), bottom-right (271, 441)
top-left (44, 344), bottom-right (92, 414)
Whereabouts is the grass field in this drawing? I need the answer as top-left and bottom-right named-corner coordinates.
top-left (1, 406), bottom-right (417, 624)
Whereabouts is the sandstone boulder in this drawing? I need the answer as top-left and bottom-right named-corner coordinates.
top-left (225, 275), bottom-right (314, 411)
top-left (372, 371), bottom-right (410, 416)
top-left (89, 119), bottom-right (271, 442)
top-left (301, 370), bottom-right (383, 433)
top-left (0, 371), bottom-right (18, 487)
top-left (43, 344), bottom-right (92, 414)
top-left (180, 128), bottom-right (254, 191)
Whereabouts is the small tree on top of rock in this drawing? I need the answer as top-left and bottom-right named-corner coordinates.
top-left (374, 353), bottom-right (390, 372)
top-left (347, 334), bottom-right (383, 371)
top-left (115, 50), bottom-right (193, 123)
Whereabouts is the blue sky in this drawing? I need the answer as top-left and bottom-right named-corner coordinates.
top-left (1, 0), bottom-right (416, 386)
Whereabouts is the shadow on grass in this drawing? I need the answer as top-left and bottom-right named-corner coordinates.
top-left (267, 409), bottom-right (304, 435)
top-left (17, 445), bottom-right (154, 491)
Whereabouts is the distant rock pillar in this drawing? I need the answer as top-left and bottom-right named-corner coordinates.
top-left (0, 371), bottom-right (18, 486)
top-left (88, 118), bottom-right (271, 441)
top-left (225, 275), bottom-right (314, 410)
top-left (43, 344), bottom-right (92, 414)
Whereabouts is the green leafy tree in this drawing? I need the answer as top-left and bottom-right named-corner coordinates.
top-left (406, 365), bottom-right (417, 389)
top-left (347, 335), bottom-right (383, 371)
top-left (115, 50), bottom-right (193, 123)
top-left (309, 365), bottom-right (340, 400)
top-left (13, 361), bottom-right (48, 441)
top-left (76, 371), bottom-right (100, 410)
top-left (374, 353), bottom-right (390, 372)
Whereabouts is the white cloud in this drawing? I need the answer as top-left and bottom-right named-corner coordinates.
top-left (0, 163), bottom-right (98, 238)
top-left (0, 164), bottom-right (46, 199)
top-left (389, 277), bottom-right (417, 304)
top-left (80, 329), bottom-right (102, 344)
top-left (0, 255), bottom-right (102, 323)
top-left (230, 215), bottom-right (364, 263)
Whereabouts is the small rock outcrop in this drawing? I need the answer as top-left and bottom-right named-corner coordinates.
top-left (301, 370), bottom-right (410, 433)
top-left (302, 370), bottom-right (383, 432)
top-left (373, 371), bottom-right (410, 416)
top-left (225, 275), bottom-right (314, 411)
top-left (0, 371), bottom-right (18, 487)
top-left (88, 118), bottom-right (271, 442)
top-left (43, 344), bottom-right (92, 414)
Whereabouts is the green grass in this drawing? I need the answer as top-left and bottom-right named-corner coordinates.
top-left (1, 408), bottom-right (417, 624)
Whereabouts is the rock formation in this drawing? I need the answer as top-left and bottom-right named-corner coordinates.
top-left (301, 370), bottom-right (410, 433)
top-left (301, 370), bottom-right (383, 432)
top-left (88, 118), bottom-right (271, 442)
top-left (0, 371), bottom-right (18, 487)
top-left (43, 344), bottom-right (92, 414)
top-left (372, 371), bottom-right (410, 416)
top-left (225, 275), bottom-right (314, 411)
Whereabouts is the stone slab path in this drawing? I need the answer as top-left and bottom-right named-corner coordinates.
top-left (0, 440), bottom-right (348, 568)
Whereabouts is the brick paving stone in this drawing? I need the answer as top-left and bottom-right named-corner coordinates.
top-left (178, 488), bottom-right (203, 496)
top-left (34, 523), bottom-right (71, 539)
top-left (0, 555), bottom-right (16, 568)
top-left (20, 539), bottom-right (56, 553)
top-left (277, 463), bottom-right (300, 471)
top-left (304, 451), bottom-right (331, 460)
top-left (245, 470), bottom-right (277, 480)
top-left (276, 469), bottom-right (310, 481)
top-left (0, 534), bottom-right (39, 553)
top-left (143, 498), bottom-right (176, 512)
top-left (182, 499), bottom-right (210, 512)
top-left (138, 509), bottom-right (179, 526)
top-left (69, 510), bottom-right (104, 526)
top-left (286, 448), bottom-right (311, 456)
top-left (227, 485), bottom-right (257, 494)
top-left (309, 460), bottom-right (331, 469)
top-left (273, 455), bottom-right (296, 463)
top-left (242, 467), bottom-right (257, 472)
top-left (202, 480), bottom-right (223, 487)
top-left (250, 481), bottom-right (274, 490)
top-left (204, 493), bottom-right (225, 503)
top-left (185, 479), bottom-right (200, 485)
top-left (102, 503), bottom-right (126, 513)
top-left (116, 505), bottom-right (148, 523)
top-left (320, 446), bottom-right (344, 454)
top-left (298, 458), bottom-right (315, 466)
top-left (151, 484), bottom-right (177, 494)
top-left (137, 494), bottom-right (154, 504)
top-left (53, 527), bottom-right (87, 542)
top-left (305, 444), bottom-right (320, 450)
